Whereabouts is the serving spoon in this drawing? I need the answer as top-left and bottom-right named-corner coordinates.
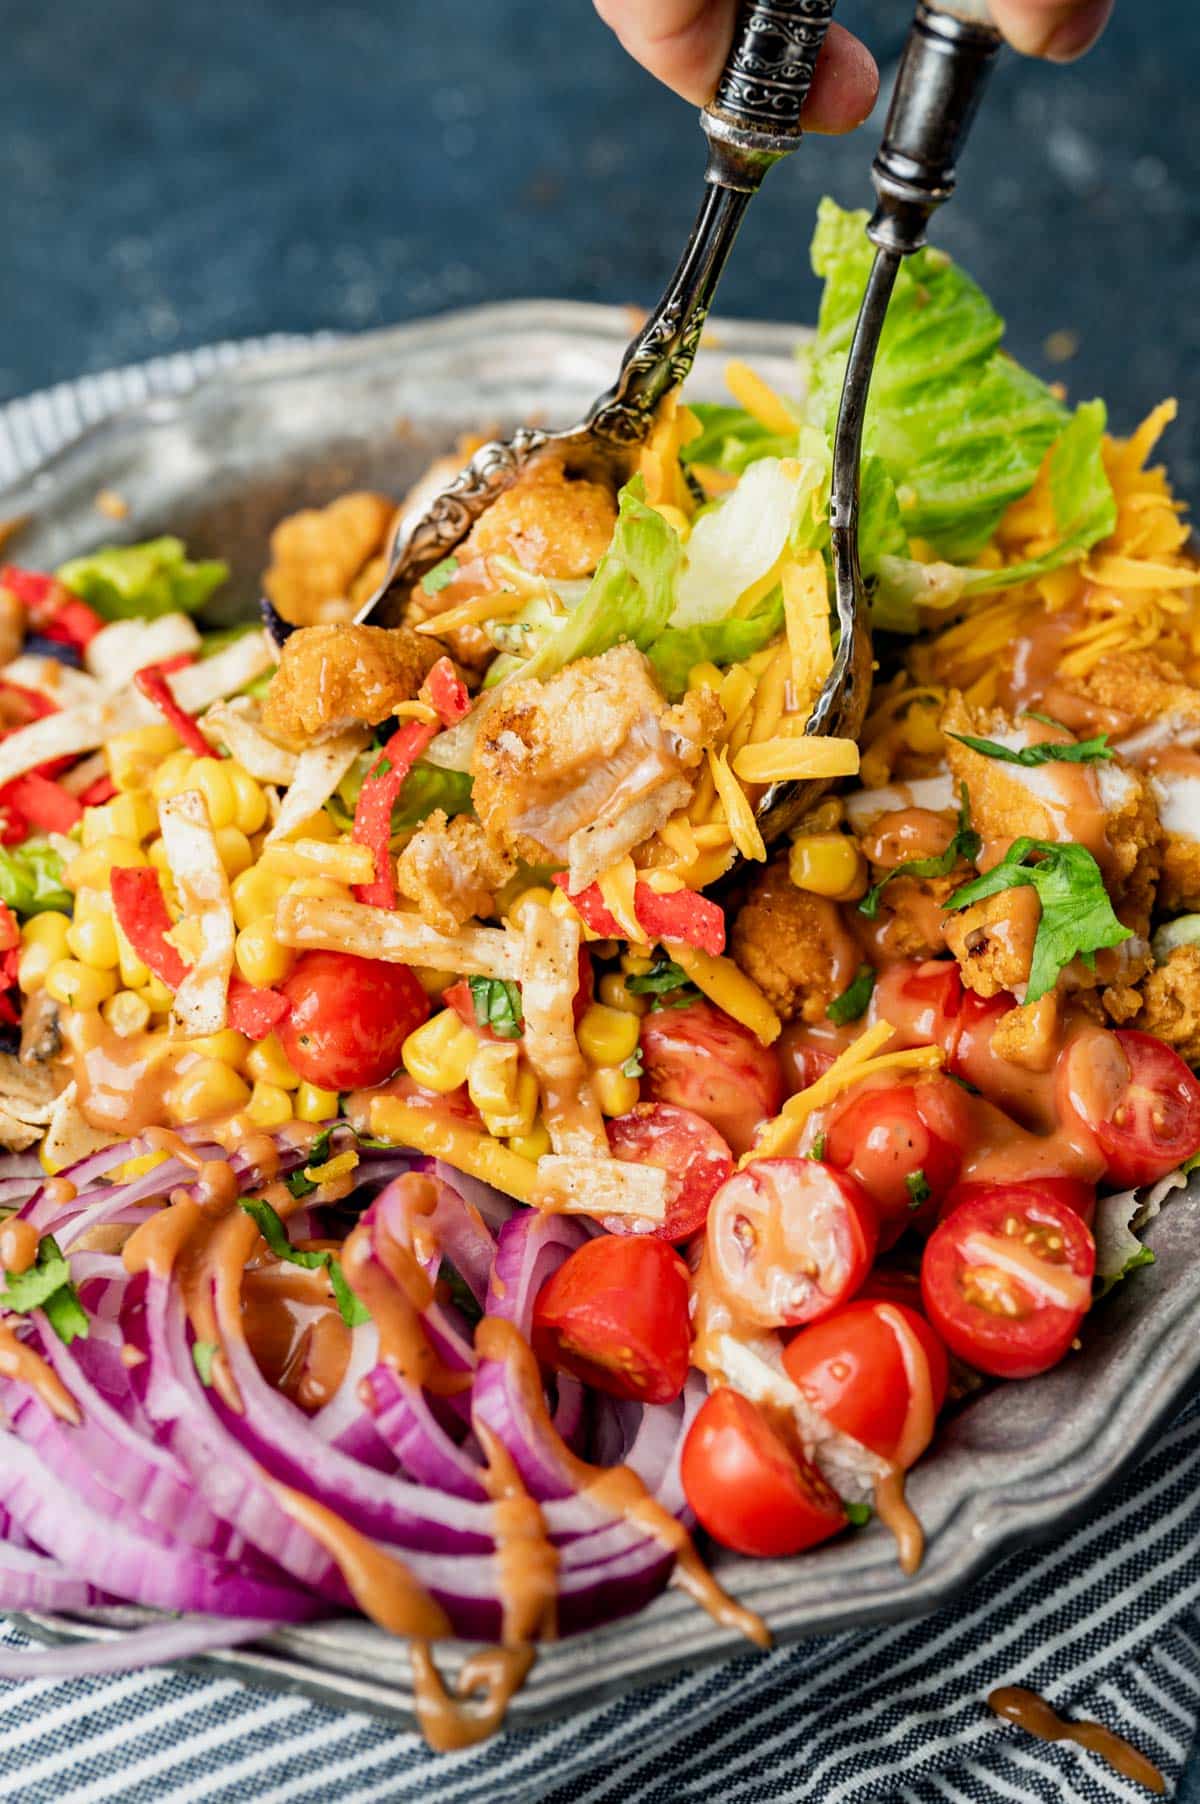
top-left (340, 2), bottom-right (1003, 846)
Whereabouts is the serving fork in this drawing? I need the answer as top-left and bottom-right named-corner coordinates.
top-left (348, 0), bottom-right (1003, 846)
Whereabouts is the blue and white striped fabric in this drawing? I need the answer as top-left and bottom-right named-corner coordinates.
top-left (1, 349), bottom-right (1199, 1803)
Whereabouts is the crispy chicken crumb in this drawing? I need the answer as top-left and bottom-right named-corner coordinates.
top-left (471, 644), bottom-right (720, 890)
top-left (1135, 946), bottom-right (1200, 1067)
top-left (395, 810), bottom-right (515, 933)
top-left (264, 493), bottom-right (397, 627)
top-left (262, 623), bottom-right (442, 746)
top-left (730, 862), bottom-right (861, 1024)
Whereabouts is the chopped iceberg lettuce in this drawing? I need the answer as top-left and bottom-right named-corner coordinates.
top-left (57, 537), bottom-right (228, 622)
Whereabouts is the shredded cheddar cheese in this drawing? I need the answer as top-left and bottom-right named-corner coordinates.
top-left (708, 749), bottom-right (766, 863)
top-left (722, 359), bottom-right (800, 437)
top-left (781, 552), bottom-right (833, 704)
top-left (745, 1024), bottom-right (944, 1161)
top-left (368, 1096), bottom-right (538, 1204)
top-left (732, 735), bottom-right (861, 785)
top-left (595, 858), bottom-right (647, 946)
top-left (667, 943), bottom-right (781, 1047)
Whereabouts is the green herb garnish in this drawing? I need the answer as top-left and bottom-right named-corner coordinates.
top-left (468, 975), bottom-right (524, 1041)
top-left (944, 837), bottom-right (1131, 1003)
top-left (905, 1170), bottom-right (932, 1209)
top-left (240, 1198), bottom-right (369, 1328)
top-left (827, 965), bottom-right (876, 1026)
top-left (621, 1046), bottom-right (645, 1080)
top-left (0, 1235), bottom-right (88, 1345)
top-left (192, 1340), bottom-right (218, 1386)
top-left (420, 555), bottom-right (460, 597)
top-left (285, 1126), bottom-right (335, 1199)
top-left (807, 1133), bottom-right (827, 1163)
top-left (947, 730), bottom-right (1112, 768)
top-left (626, 956), bottom-right (700, 1009)
top-left (859, 784), bottom-right (980, 921)
top-left (845, 1501), bottom-right (873, 1527)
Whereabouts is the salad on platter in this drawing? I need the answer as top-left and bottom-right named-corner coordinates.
top-left (0, 200), bottom-right (1198, 1746)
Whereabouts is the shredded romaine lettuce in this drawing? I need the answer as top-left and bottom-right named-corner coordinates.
top-left (646, 586), bottom-right (785, 700)
top-left (680, 403), bottom-right (798, 475)
top-left (331, 758), bottom-right (473, 836)
top-left (671, 453), bottom-right (823, 630)
top-left (0, 839), bottom-right (71, 917)
top-left (57, 537), bottom-right (228, 622)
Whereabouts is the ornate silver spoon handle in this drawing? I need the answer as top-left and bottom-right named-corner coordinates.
top-left (586, 0), bottom-right (839, 445)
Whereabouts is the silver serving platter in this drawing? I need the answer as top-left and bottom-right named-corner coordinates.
top-left (1, 302), bottom-right (1198, 1729)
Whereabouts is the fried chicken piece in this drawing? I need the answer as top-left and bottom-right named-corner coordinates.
top-left (942, 887), bottom-right (1041, 1000)
top-left (395, 810), bottom-right (515, 933)
top-left (405, 461), bottom-right (618, 673)
top-left (1048, 652), bottom-right (1200, 743)
top-left (262, 623), bottom-right (441, 746)
top-left (731, 862), bottom-right (862, 1025)
top-left (471, 644), bottom-right (720, 890)
top-left (870, 875), bottom-right (961, 962)
top-left (263, 493), bottom-right (396, 628)
top-left (1135, 945), bottom-right (1200, 1068)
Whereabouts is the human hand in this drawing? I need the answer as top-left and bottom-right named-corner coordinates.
top-left (593, 0), bottom-right (1113, 124)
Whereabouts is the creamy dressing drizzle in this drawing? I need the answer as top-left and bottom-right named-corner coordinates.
top-left (872, 1468), bottom-right (923, 1575)
top-left (987, 1686), bottom-right (1165, 1792)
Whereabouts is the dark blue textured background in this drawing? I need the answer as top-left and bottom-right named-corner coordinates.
top-left (1, 0), bottom-right (1198, 497)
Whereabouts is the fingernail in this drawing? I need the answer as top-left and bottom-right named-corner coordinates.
top-left (1040, 8), bottom-right (1105, 62)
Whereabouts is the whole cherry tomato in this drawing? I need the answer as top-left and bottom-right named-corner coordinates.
top-left (707, 1157), bottom-right (877, 1329)
top-left (531, 1234), bottom-right (690, 1405)
top-left (680, 1387), bottom-right (846, 1557)
top-left (604, 1102), bottom-right (733, 1241)
top-left (783, 1299), bottom-right (948, 1468)
top-left (921, 1185), bottom-right (1095, 1379)
top-left (278, 951), bottom-right (429, 1091)
top-left (639, 998), bottom-right (784, 1156)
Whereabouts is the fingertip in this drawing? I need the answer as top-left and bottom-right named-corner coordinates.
top-left (801, 23), bottom-right (880, 137)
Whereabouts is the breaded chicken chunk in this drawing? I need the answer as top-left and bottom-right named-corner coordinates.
top-left (731, 862), bottom-right (862, 1024)
top-left (1051, 653), bottom-right (1200, 743)
top-left (1136, 946), bottom-right (1200, 1068)
top-left (471, 644), bottom-right (720, 890)
top-left (395, 810), bottom-right (515, 933)
top-left (262, 623), bottom-right (441, 746)
top-left (942, 887), bottom-right (1041, 999)
top-left (871, 874), bottom-right (963, 962)
top-left (264, 493), bottom-right (396, 627)
top-left (406, 462), bottom-right (618, 673)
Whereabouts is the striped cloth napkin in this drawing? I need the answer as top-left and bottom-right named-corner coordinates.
top-left (1, 345), bottom-right (1199, 1804)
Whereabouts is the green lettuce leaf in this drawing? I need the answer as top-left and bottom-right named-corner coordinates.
top-left (0, 839), bottom-right (71, 917)
top-left (646, 585), bottom-right (785, 699)
top-left (330, 760), bottom-right (473, 837)
top-left (807, 199), bottom-right (1110, 563)
top-left (57, 536), bottom-right (228, 621)
top-left (680, 403), bottom-right (797, 475)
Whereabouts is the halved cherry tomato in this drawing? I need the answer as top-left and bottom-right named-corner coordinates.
top-left (604, 1102), bottom-right (733, 1241)
top-left (277, 951), bottom-right (430, 1091)
top-left (872, 958), bottom-right (964, 1051)
top-left (680, 1387), bottom-right (846, 1557)
top-left (707, 1157), bottom-right (877, 1329)
top-left (941, 1175), bottom-right (1096, 1230)
top-left (1059, 1027), bottom-right (1200, 1187)
top-left (639, 998), bottom-right (784, 1156)
top-left (945, 989), bottom-right (1017, 1089)
top-left (920, 1186), bottom-right (1095, 1379)
top-left (531, 1234), bottom-right (690, 1405)
top-left (824, 1074), bottom-right (968, 1224)
top-left (783, 1300), bottom-right (949, 1468)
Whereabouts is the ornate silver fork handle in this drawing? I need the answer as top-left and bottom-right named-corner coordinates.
top-left (353, 0), bottom-right (838, 631)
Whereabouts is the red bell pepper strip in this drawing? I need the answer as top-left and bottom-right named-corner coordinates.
top-left (0, 567), bottom-right (104, 648)
top-left (551, 874), bottom-right (726, 957)
top-left (351, 719), bottom-right (436, 909)
top-left (133, 657), bottom-right (210, 758)
top-left (0, 773), bottom-right (83, 835)
top-left (0, 903), bottom-right (19, 955)
top-left (0, 680), bottom-right (58, 730)
top-left (78, 775), bottom-right (117, 808)
top-left (0, 903), bottom-right (20, 1024)
top-left (110, 866), bottom-right (287, 1040)
top-left (421, 656), bottom-right (470, 727)
top-left (0, 803), bottom-right (26, 847)
top-left (109, 866), bottom-right (188, 987)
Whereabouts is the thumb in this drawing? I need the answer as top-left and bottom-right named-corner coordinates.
top-left (986, 0), bottom-right (1114, 62)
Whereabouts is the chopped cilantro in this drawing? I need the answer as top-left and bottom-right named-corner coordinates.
top-left (420, 555), bottom-right (460, 597)
top-left (192, 1340), bottom-right (218, 1386)
top-left (807, 1133), bottom-right (827, 1162)
top-left (944, 837), bottom-right (1131, 1003)
top-left (0, 1235), bottom-right (88, 1345)
top-left (240, 1197), bottom-right (369, 1328)
top-left (845, 1501), bottom-right (873, 1527)
top-left (468, 975), bottom-right (524, 1040)
top-left (905, 1169), bottom-right (932, 1208)
top-left (621, 1045), bottom-right (645, 1080)
top-left (626, 955), bottom-right (700, 1009)
top-left (947, 729), bottom-right (1112, 768)
top-left (860, 784), bottom-right (980, 921)
top-left (285, 1126), bottom-right (335, 1199)
top-left (827, 965), bottom-right (876, 1026)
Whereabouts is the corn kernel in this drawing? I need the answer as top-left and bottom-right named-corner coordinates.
top-left (413, 966), bottom-right (455, 996)
top-left (169, 1058), bottom-right (251, 1124)
top-left (189, 757), bottom-right (237, 829)
top-left (508, 1120), bottom-right (551, 1162)
top-left (245, 1081), bottom-right (293, 1129)
top-left (295, 1082), bottom-right (340, 1123)
top-left (787, 833), bottom-right (866, 902)
top-left (82, 791), bottom-right (158, 847)
top-left (274, 808), bottom-right (339, 844)
top-left (597, 973), bottom-right (649, 1017)
top-left (226, 762), bottom-right (269, 836)
top-left (117, 1147), bottom-right (169, 1181)
top-left (621, 951), bottom-right (654, 978)
top-left (45, 960), bottom-right (119, 1011)
top-left (65, 836), bottom-right (146, 891)
top-left (547, 886), bottom-right (577, 919)
top-left (22, 910), bottom-right (72, 951)
top-left (480, 1068), bottom-right (539, 1139)
top-left (102, 989), bottom-right (152, 1037)
top-left (284, 876), bottom-right (355, 906)
top-left (137, 973), bottom-right (176, 1014)
top-left (245, 1033), bottom-right (301, 1090)
top-left (577, 1003), bottom-right (641, 1068)
top-left (18, 910), bottom-right (72, 993)
top-left (114, 921), bottom-right (150, 991)
top-left (904, 703), bottom-right (944, 756)
top-left (467, 1041), bottom-right (520, 1117)
top-left (66, 910), bottom-right (119, 971)
top-left (213, 826), bottom-right (254, 878)
top-left (234, 919), bottom-right (295, 987)
top-left (107, 724), bottom-right (180, 793)
top-left (183, 1028), bottom-right (249, 1066)
top-left (151, 748), bottom-right (198, 803)
top-left (231, 864), bottom-right (292, 929)
top-left (38, 1143), bottom-right (63, 1176)
top-left (505, 885), bottom-right (555, 929)
top-left (147, 837), bottom-right (171, 873)
top-left (592, 1065), bottom-right (641, 1117)
top-left (401, 1009), bottom-right (476, 1093)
